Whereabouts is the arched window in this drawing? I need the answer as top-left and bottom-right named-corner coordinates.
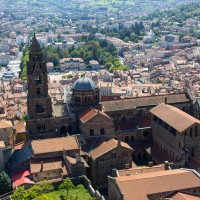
top-left (121, 116), bottom-right (126, 122)
top-left (90, 129), bottom-right (94, 136)
top-left (143, 131), bottom-right (150, 138)
top-left (41, 124), bottom-right (46, 130)
top-left (100, 128), bottom-right (105, 135)
top-left (131, 135), bottom-right (135, 141)
top-left (37, 124), bottom-right (41, 131)
top-left (35, 103), bottom-right (44, 113)
top-left (36, 87), bottom-right (41, 95)
top-left (125, 136), bottom-right (129, 142)
top-left (37, 123), bottom-right (45, 131)
top-left (34, 76), bottom-right (41, 84)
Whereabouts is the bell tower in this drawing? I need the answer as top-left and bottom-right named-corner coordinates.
top-left (26, 34), bottom-right (57, 140)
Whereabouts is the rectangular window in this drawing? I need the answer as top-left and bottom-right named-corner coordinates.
top-left (111, 153), bottom-right (116, 159)
top-left (158, 118), bottom-right (163, 126)
top-left (164, 122), bottom-right (169, 130)
top-left (99, 158), bottom-right (105, 163)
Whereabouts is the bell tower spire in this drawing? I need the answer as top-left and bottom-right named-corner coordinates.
top-left (26, 35), bottom-right (57, 140)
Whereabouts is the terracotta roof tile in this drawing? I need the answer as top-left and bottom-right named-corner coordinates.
top-left (31, 136), bottom-right (79, 155)
top-left (116, 169), bottom-right (200, 200)
top-left (90, 139), bottom-right (132, 159)
top-left (11, 169), bottom-right (34, 188)
top-left (167, 192), bottom-right (200, 200)
top-left (118, 164), bottom-right (166, 176)
top-left (0, 120), bottom-right (13, 128)
top-left (79, 107), bottom-right (112, 123)
top-left (150, 103), bottom-right (200, 132)
top-left (30, 156), bottom-right (67, 174)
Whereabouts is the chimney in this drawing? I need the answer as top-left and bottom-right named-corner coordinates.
top-left (164, 161), bottom-right (169, 170)
top-left (165, 97), bottom-right (167, 104)
top-left (40, 161), bottom-right (43, 172)
top-left (148, 161), bottom-right (153, 167)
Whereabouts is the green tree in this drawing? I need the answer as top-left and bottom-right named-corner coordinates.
top-left (39, 180), bottom-right (54, 193)
top-left (58, 178), bottom-right (75, 196)
top-left (71, 50), bottom-right (80, 58)
top-left (124, 37), bottom-right (130, 42)
top-left (66, 74), bottom-right (73, 79)
top-left (0, 171), bottom-right (12, 195)
top-left (12, 186), bottom-right (26, 200)
top-left (130, 32), bottom-right (137, 42)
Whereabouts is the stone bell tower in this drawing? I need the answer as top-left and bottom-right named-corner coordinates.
top-left (26, 34), bottom-right (57, 140)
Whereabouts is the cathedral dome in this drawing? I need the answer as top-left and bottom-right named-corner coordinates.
top-left (73, 77), bottom-right (98, 90)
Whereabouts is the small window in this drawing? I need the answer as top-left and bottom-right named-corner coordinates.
top-left (125, 136), bottom-right (129, 142)
top-left (99, 158), bottom-right (104, 163)
top-left (35, 103), bottom-right (44, 113)
top-left (111, 153), bottom-right (116, 159)
top-left (143, 131), bottom-right (149, 138)
top-left (34, 76), bottom-right (41, 84)
top-left (36, 87), bottom-right (41, 95)
top-left (90, 129), bottom-right (94, 136)
top-left (100, 128), bottom-right (105, 135)
top-left (190, 128), bottom-right (193, 138)
top-left (153, 115), bottom-right (157, 122)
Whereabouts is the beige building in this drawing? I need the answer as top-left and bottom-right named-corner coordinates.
top-left (60, 58), bottom-right (85, 71)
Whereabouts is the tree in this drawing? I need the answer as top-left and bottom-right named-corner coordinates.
top-left (130, 32), bottom-right (137, 42)
top-left (12, 186), bottom-right (26, 200)
top-left (58, 178), bottom-right (75, 196)
top-left (39, 180), bottom-right (54, 193)
top-left (0, 171), bottom-right (12, 195)
top-left (124, 37), bottom-right (130, 42)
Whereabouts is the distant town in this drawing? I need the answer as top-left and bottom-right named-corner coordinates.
top-left (0, 0), bottom-right (200, 200)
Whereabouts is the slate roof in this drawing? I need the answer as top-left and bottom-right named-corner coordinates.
top-left (73, 77), bottom-right (98, 90)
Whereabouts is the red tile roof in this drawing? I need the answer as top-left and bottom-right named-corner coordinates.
top-left (90, 139), bottom-right (132, 159)
top-left (79, 107), bottom-right (112, 123)
top-left (11, 169), bottom-right (34, 188)
top-left (31, 136), bottom-right (79, 155)
top-left (150, 103), bottom-right (200, 133)
top-left (116, 169), bottom-right (200, 200)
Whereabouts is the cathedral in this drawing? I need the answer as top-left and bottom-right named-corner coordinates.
top-left (26, 35), bottom-right (194, 166)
